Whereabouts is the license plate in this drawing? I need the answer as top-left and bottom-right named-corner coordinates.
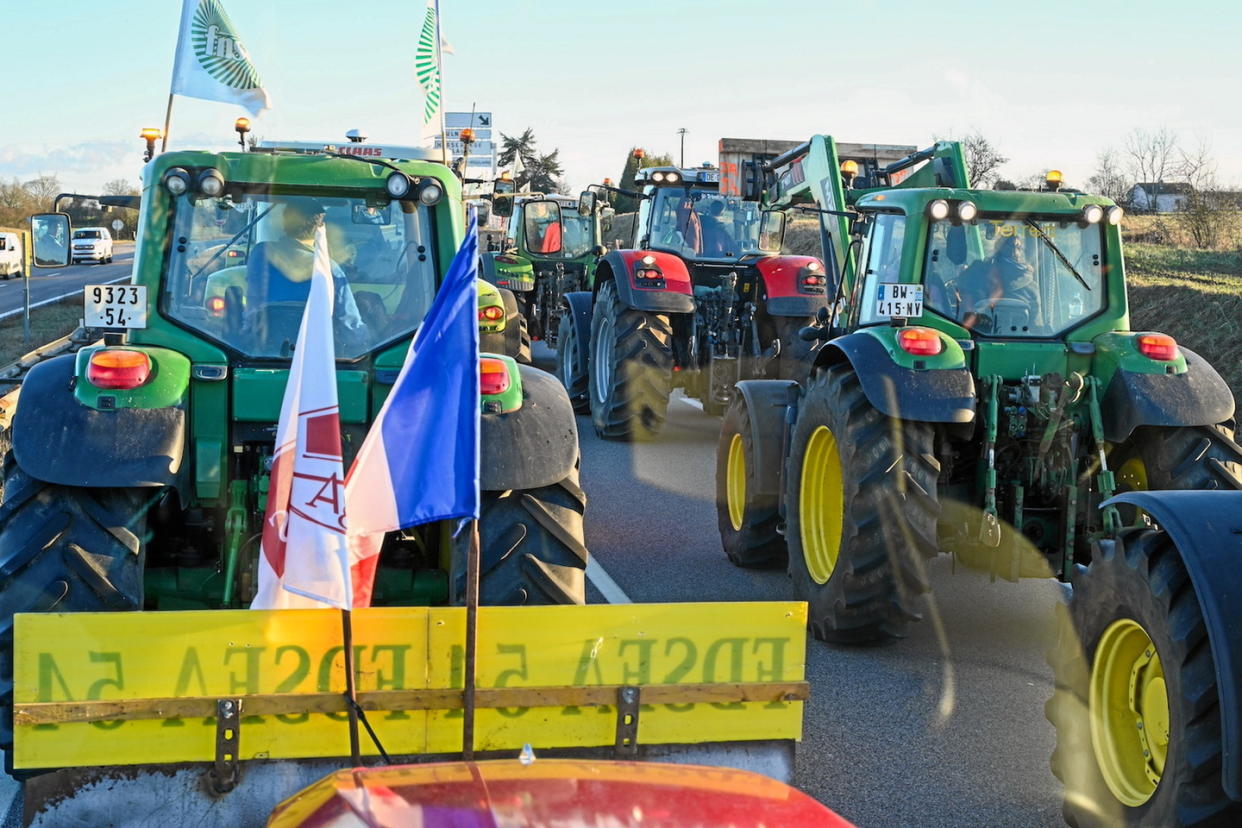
top-left (85, 284), bottom-right (147, 329)
top-left (875, 283), bottom-right (923, 319)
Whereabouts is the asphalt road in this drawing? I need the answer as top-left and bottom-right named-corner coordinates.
top-left (0, 243), bottom-right (134, 319)
top-left (532, 343), bottom-right (1068, 828)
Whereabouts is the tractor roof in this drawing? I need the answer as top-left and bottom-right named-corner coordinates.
top-left (854, 187), bottom-right (1117, 215)
top-left (145, 150), bottom-right (460, 198)
top-left (634, 165), bottom-right (720, 187)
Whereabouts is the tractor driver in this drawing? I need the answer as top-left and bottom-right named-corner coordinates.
top-left (668, 194), bottom-right (703, 254)
top-left (955, 234), bottom-right (1041, 331)
top-left (699, 199), bottom-right (737, 258)
top-left (245, 199), bottom-right (366, 342)
top-left (527, 204), bottom-right (562, 255)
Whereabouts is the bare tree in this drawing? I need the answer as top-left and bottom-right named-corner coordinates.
top-left (1087, 148), bottom-right (1130, 203)
top-left (1176, 138), bottom-right (1216, 189)
top-left (961, 133), bottom-right (1008, 187)
top-left (102, 178), bottom-right (139, 197)
top-left (1123, 128), bottom-right (1179, 195)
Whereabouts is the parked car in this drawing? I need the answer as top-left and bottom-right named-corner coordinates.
top-left (0, 232), bottom-right (21, 279)
top-left (70, 226), bottom-right (113, 264)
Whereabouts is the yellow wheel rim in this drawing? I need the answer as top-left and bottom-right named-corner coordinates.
top-left (799, 425), bottom-right (844, 584)
top-left (1116, 456), bottom-right (1149, 492)
top-left (1090, 618), bottom-right (1169, 807)
top-left (726, 433), bottom-right (747, 532)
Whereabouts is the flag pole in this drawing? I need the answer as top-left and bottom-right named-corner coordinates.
top-left (461, 519), bottom-right (481, 760)
top-left (161, 93), bottom-right (174, 153)
top-left (341, 608), bottom-right (363, 766)
top-left (434, 0), bottom-right (449, 165)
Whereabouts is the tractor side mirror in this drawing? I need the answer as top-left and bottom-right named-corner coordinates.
top-left (31, 212), bottom-right (70, 268)
top-left (524, 200), bottom-right (563, 255)
top-left (849, 215), bottom-right (868, 237)
top-left (592, 244), bottom-right (607, 258)
top-left (492, 178), bottom-right (516, 218)
top-left (578, 190), bottom-right (597, 216)
top-left (758, 210), bottom-right (786, 254)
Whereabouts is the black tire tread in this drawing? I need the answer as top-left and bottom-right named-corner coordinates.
top-left (715, 395), bottom-right (785, 568)
top-left (588, 280), bottom-right (674, 441)
top-left (555, 312), bottom-right (589, 414)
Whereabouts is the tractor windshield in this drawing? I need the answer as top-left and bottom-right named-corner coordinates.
top-left (560, 212), bottom-right (594, 258)
top-left (923, 215), bottom-right (1106, 337)
top-left (162, 191), bottom-right (438, 359)
top-left (648, 187), bottom-right (763, 261)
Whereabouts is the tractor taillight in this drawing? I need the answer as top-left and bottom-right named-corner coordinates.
top-left (207, 296), bottom-right (226, 316)
top-left (479, 305), bottom-right (505, 322)
top-left (634, 268), bottom-right (665, 289)
top-left (1138, 333), bottom-right (1178, 361)
top-left (87, 349), bottom-right (151, 390)
top-left (897, 327), bottom-right (943, 357)
top-left (480, 357), bottom-right (511, 396)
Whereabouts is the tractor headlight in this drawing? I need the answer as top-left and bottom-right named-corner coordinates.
top-left (1106, 205), bottom-right (1124, 226)
top-left (641, 254), bottom-right (656, 266)
top-left (163, 167), bottom-right (191, 195)
top-left (417, 178), bottom-right (444, 206)
top-left (651, 171), bottom-right (666, 183)
top-left (956, 201), bottom-right (978, 222)
top-left (927, 199), bottom-right (950, 220)
top-left (665, 171), bottom-right (680, 184)
top-left (386, 172), bottom-right (413, 199)
top-left (197, 169), bottom-right (225, 197)
top-left (1081, 204), bottom-right (1104, 225)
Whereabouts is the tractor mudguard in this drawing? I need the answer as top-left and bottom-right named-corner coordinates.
top-left (815, 332), bottom-right (975, 424)
top-left (480, 364), bottom-right (579, 491)
top-left (1104, 490), bottom-right (1242, 800)
top-left (735, 380), bottom-right (799, 498)
top-left (11, 355), bottom-right (186, 488)
top-left (599, 250), bottom-right (694, 314)
top-left (754, 256), bottom-right (830, 317)
top-left (562, 289), bottom-right (593, 349)
top-left (1100, 347), bottom-right (1235, 443)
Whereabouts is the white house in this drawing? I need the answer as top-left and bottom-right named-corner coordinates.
top-left (1127, 182), bottom-right (1194, 212)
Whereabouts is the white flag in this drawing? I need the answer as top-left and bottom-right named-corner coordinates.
top-left (251, 226), bottom-right (351, 610)
top-left (171, 0), bottom-right (271, 116)
top-left (414, 0), bottom-right (442, 143)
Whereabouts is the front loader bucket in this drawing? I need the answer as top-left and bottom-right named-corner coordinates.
top-left (10, 602), bottom-right (808, 826)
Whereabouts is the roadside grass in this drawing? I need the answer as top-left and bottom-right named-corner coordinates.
top-left (0, 297), bottom-right (80, 366)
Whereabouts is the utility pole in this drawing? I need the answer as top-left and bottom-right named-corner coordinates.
top-left (677, 128), bottom-right (687, 168)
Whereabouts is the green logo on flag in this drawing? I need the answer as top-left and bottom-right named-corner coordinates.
top-left (415, 5), bottom-right (441, 126)
top-left (190, 0), bottom-right (264, 91)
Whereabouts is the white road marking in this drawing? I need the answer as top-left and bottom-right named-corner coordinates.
top-left (680, 396), bottom-right (704, 411)
top-left (0, 274), bottom-right (129, 321)
top-left (586, 558), bottom-right (632, 604)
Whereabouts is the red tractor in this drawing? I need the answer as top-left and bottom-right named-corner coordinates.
top-left (556, 148), bottom-right (828, 439)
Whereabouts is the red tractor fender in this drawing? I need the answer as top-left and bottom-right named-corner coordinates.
top-left (754, 255), bottom-right (831, 317)
top-left (598, 249), bottom-right (694, 314)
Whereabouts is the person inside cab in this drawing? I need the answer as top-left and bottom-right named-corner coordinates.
top-left (670, 194), bottom-right (703, 254)
top-left (699, 199), bottom-right (737, 258)
top-left (956, 234), bottom-right (1041, 332)
top-left (527, 203), bottom-right (562, 255)
top-left (244, 199), bottom-right (366, 344)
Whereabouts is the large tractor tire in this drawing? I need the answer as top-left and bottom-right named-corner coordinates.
top-left (1047, 528), bottom-right (1241, 827)
top-left (0, 467), bottom-right (147, 764)
top-left (587, 280), bottom-right (674, 441)
top-left (501, 288), bottom-right (532, 365)
top-left (784, 363), bottom-right (939, 643)
top-left (555, 312), bottom-right (589, 414)
top-left (715, 395), bottom-right (785, 568)
top-left (452, 466), bottom-right (588, 606)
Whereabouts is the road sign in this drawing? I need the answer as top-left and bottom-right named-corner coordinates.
top-left (111, 220), bottom-right (123, 232)
top-left (446, 111), bottom-right (491, 129)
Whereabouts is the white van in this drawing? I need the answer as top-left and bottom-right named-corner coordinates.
top-left (71, 227), bottom-right (113, 264)
top-left (0, 231), bottom-right (21, 279)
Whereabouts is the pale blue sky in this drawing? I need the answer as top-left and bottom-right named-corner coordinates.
top-left (3, 0), bottom-right (1240, 194)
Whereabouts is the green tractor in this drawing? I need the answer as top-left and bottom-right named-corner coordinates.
top-left (718, 138), bottom-right (1242, 825)
top-left (0, 144), bottom-right (590, 767)
top-left (480, 193), bottom-right (605, 360)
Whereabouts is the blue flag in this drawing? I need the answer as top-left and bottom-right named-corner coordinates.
top-left (346, 210), bottom-right (481, 599)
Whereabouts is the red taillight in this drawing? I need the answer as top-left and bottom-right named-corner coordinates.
top-left (478, 305), bottom-right (505, 322)
top-left (87, 349), bottom-right (151, 390)
top-left (226, 249), bottom-right (241, 258)
top-left (1137, 333), bottom-right (1179, 361)
top-left (897, 327), bottom-right (943, 357)
top-left (207, 295), bottom-right (226, 316)
top-left (480, 358), bottom-right (511, 395)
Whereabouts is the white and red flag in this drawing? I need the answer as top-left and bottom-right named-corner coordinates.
top-left (251, 225), bottom-right (353, 609)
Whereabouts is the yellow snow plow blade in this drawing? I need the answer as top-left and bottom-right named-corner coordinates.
top-left (13, 602), bottom-right (806, 777)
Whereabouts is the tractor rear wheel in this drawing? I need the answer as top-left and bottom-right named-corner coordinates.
top-left (0, 466), bottom-right (147, 766)
top-left (452, 465), bottom-right (588, 605)
top-left (588, 280), bottom-right (674, 441)
top-left (555, 312), bottom-right (589, 414)
top-left (715, 395), bottom-right (785, 567)
top-left (1048, 528), bottom-right (1241, 827)
top-left (784, 363), bottom-right (939, 643)
top-left (500, 288), bottom-right (532, 365)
